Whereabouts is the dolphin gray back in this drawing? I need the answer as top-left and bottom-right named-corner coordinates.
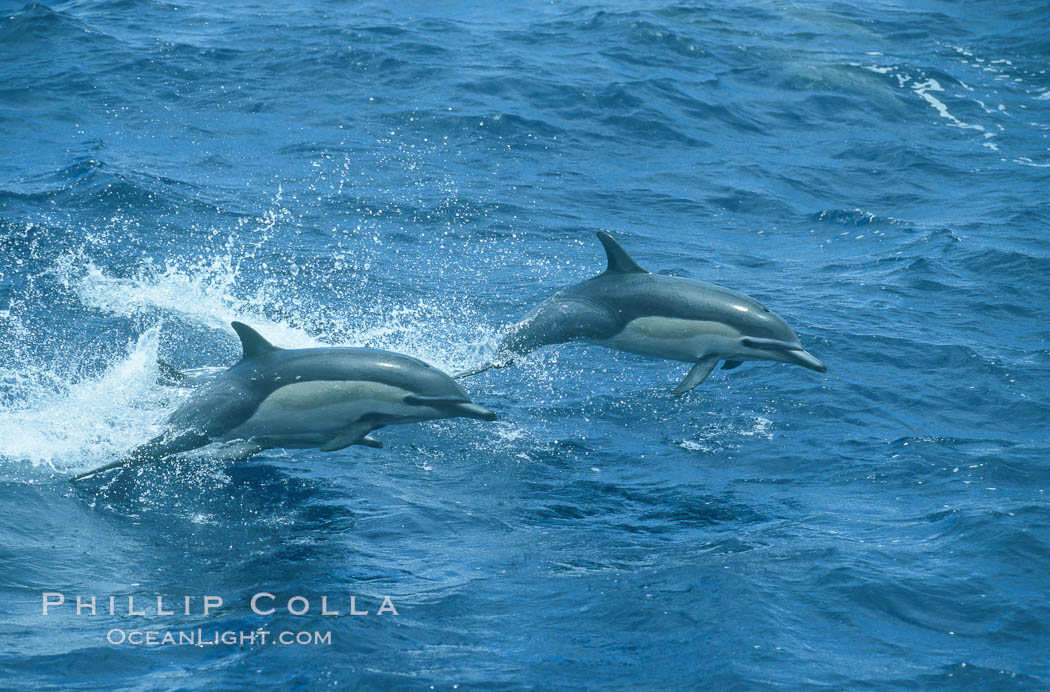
top-left (172, 322), bottom-right (472, 435)
top-left (490, 232), bottom-right (647, 361)
top-left (568, 272), bottom-right (798, 344)
top-left (231, 347), bottom-right (472, 401)
top-left (496, 297), bottom-right (622, 359)
top-left (494, 231), bottom-right (798, 361)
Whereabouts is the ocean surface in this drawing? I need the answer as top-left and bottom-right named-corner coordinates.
top-left (2, 0), bottom-right (1049, 688)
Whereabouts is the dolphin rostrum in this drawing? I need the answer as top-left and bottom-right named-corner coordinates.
top-left (458, 232), bottom-right (826, 394)
top-left (74, 321), bottom-right (497, 481)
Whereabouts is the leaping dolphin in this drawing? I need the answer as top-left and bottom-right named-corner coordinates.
top-left (74, 322), bottom-right (497, 481)
top-left (458, 232), bottom-right (826, 394)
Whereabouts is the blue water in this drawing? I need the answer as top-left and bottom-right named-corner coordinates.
top-left (2, 0), bottom-right (1049, 688)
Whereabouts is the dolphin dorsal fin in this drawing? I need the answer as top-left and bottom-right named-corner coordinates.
top-left (597, 231), bottom-right (648, 275)
top-left (231, 321), bottom-right (280, 360)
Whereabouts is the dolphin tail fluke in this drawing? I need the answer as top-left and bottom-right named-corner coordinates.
top-left (71, 458), bottom-right (136, 482)
top-left (453, 358), bottom-right (514, 380)
top-left (673, 358), bottom-right (719, 396)
top-left (453, 363), bottom-right (495, 379)
top-left (71, 429), bottom-right (209, 482)
top-left (156, 359), bottom-right (189, 386)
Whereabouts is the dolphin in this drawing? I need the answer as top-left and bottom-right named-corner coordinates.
top-left (458, 232), bottom-right (826, 394)
top-left (73, 321), bottom-right (497, 481)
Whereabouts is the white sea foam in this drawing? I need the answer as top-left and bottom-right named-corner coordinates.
top-left (0, 326), bottom-right (181, 472)
top-left (678, 414), bottom-right (774, 453)
top-left (1013, 157), bottom-right (1050, 168)
top-left (911, 79), bottom-right (986, 132)
top-left (74, 259), bottom-right (323, 349)
top-left (65, 252), bottom-right (498, 373)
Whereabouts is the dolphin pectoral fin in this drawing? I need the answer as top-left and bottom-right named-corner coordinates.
top-left (673, 358), bottom-right (718, 396)
top-left (721, 360), bottom-right (743, 370)
top-left (319, 424), bottom-right (376, 452)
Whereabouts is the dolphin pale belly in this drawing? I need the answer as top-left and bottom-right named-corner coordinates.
top-left (459, 231), bottom-right (826, 394)
top-left (73, 322), bottom-right (497, 481)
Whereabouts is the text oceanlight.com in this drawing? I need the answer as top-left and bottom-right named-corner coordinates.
top-left (107, 628), bottom-right (333, 647)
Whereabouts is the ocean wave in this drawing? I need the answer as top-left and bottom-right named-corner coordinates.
top-left (2, 0), bottom-right (1049, 686)
top-left (0, 158), bottom-right (230, 217)
top-left (0, 3), bottom-right (100, 43)
top-left (0, 325), bottom-right (178, 472)
top-left (812, 207), bottom-right (906, 229)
